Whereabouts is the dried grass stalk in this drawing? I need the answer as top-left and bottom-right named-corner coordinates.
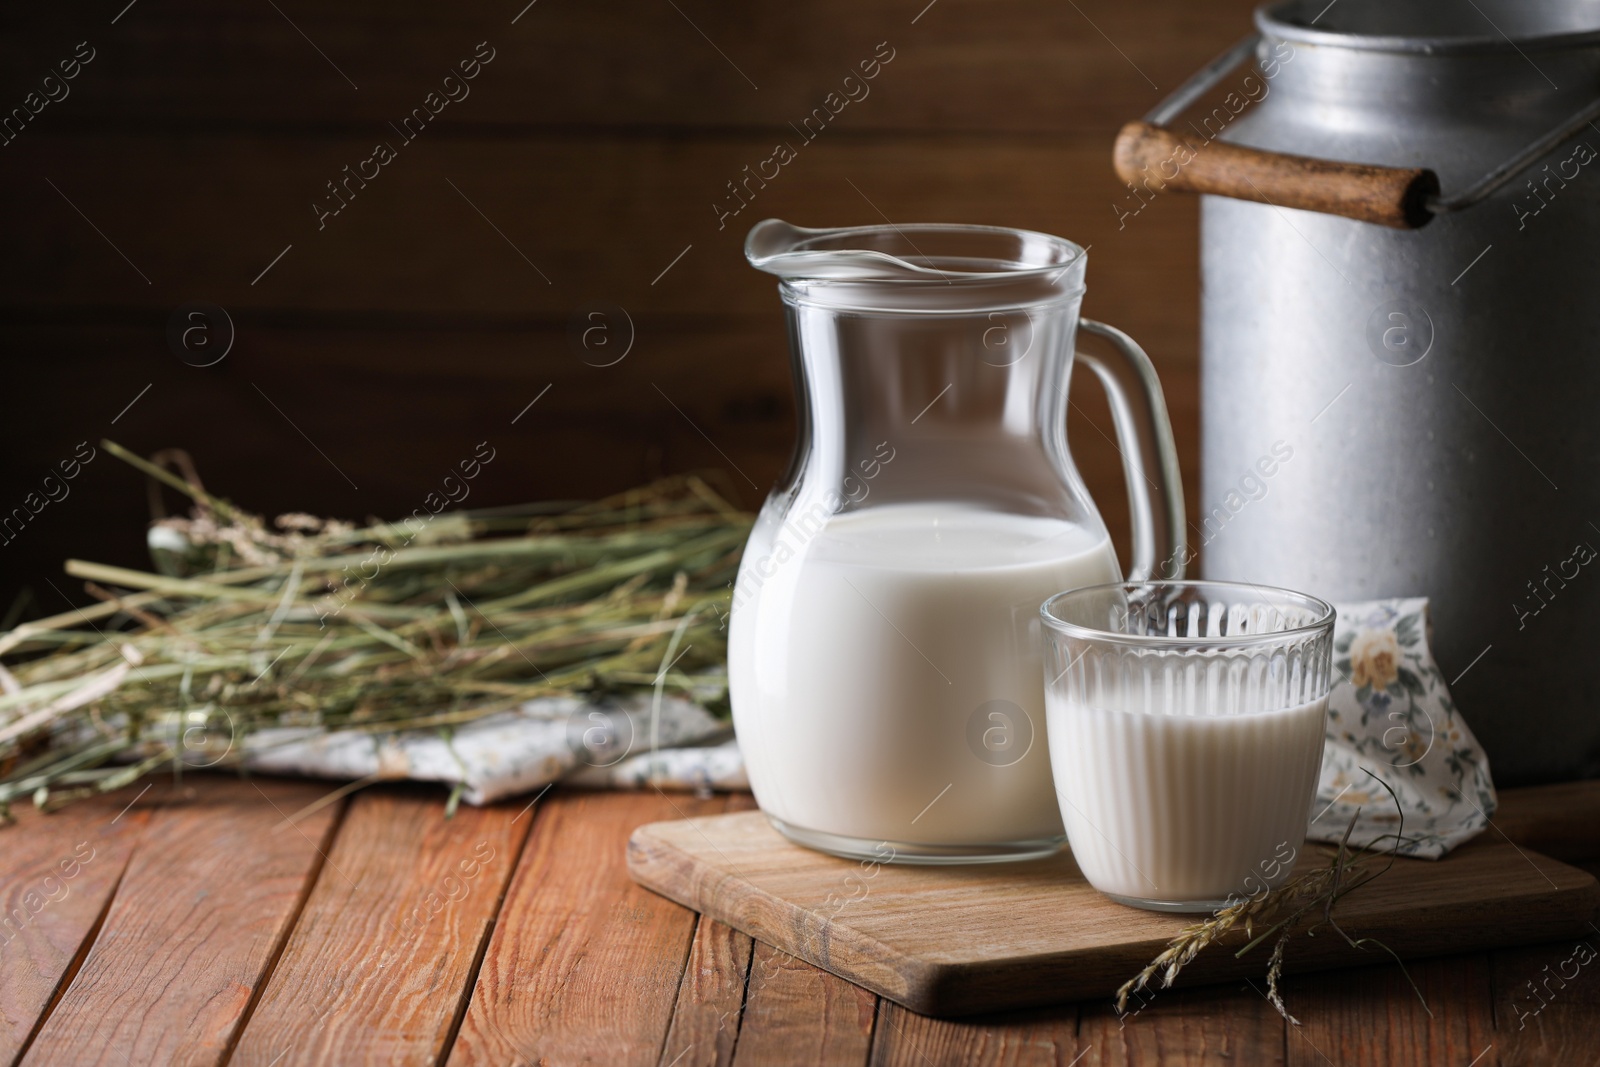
top-left (0, 443), bottom-right (752, 820)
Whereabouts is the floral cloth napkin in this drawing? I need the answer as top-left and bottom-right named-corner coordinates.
top-left (243, 692), bottom-right (735, 804)
top-left (564, 737), bottom-right (747, 794)
top-left (1309, 598), bottom-right (1496, 858)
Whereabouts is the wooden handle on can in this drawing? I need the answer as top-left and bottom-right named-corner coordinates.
top-left (1112, 120), bottom-right (1440, 230)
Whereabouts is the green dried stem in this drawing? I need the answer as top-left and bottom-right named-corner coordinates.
top-left (0, 444), bottom-right (752, 817)
top-left (98, 438), bottom-right (244, 524)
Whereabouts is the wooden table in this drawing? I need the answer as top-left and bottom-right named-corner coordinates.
top-left (2, 775), bottom-right (1596, 1066)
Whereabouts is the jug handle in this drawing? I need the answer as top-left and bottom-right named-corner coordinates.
top-left (1075, 320), bottom-right (1187, 582)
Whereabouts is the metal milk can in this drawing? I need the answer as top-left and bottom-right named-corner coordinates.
top-left (1114, 0), bottom-right (1600, 783)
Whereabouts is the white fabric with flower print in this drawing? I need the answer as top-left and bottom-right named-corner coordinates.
top-left (1310, 598), bottom-right (1497, 859)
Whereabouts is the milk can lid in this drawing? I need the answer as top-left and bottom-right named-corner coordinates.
top-left (1260, 0), bottom-right (1600, 53)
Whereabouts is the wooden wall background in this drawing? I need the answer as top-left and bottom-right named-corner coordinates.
top-left (0, 0), bottom-right (1261, 612)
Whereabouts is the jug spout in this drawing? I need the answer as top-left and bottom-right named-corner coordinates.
top-left (744, 218), bottom-right (1087, 310)
top-left (742, 215), bottom-right (1186, 584)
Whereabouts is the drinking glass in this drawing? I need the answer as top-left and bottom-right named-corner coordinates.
top-left (1040, 580), bottom-right (1335, 912)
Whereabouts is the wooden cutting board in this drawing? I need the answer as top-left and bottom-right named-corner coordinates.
top-left (627, 810), bottom-right (1599, 1017)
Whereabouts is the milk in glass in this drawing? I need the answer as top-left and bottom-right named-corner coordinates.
top-left (1047, 691), bottom-right (1328, 902)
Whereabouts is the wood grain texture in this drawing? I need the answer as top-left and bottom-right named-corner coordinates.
top-left (1491, 934), bottom-right (1600, 1067)
top-left (869, 1002), bottom-right (1085, 1067)
top-left (0, 781), bottom-right (1596, 1061)
top-left (657, 792), bottom-right (762, 1067)
top-left (657, 918), bottom-right (756, 1067)
top-left (0, 0), bottom-right (1256, 134)
top-left (627, 811), bottom-right (1600, 1016)
top-left (446, 790), bottom-right (727, 1067)
top-left (1112, 121), bottom-right (1439, 229)
top-left (1282, 954), bottom-right (1496, 1067)
top-left (0, 134), bottom-right (1200, 323)
top-left (227, 785), bottom-right (533, 1066)
top-left (730, 942), bottom-right (876, 1067)
top-left (1079, 982), bottom-right (1284, 1067)
top-left (0, 788), bottom-right (151, 1065)
top-left (1492, 781), bottom-right (1600, 864)
top-left (17, 776), bottom-right (341, 1067)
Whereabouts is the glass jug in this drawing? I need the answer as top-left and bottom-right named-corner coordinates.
top-left (729, 219), bottom-right (1185, 864)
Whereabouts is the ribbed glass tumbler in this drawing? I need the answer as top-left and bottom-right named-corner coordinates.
top-left (1040, 581), bottom-right (1336, 913)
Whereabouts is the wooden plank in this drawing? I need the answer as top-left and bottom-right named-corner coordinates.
top-left (1492, 781), bottom-right (1600, 864)
top-left (0, 787), bottom-right (152, 1065)
top-left (627, 811), bottom-right (1600, 1016)
top-left (658, 792), bottom-right (761, 1067)
top-left (18, 775), bottom-right (342, 1067)
top-left (1282, 954), bottom-right (1496, 1067)
top-left (1078, 982), bottom-right (1284, 1067)
top-left (0, 0), bottom-right (1258, 134)
top-left (227, 785), bottom-right (533, 1066)
top-left (0, 134), bottom-right (1201, 330)
top-left (657, 919), bottom-right (755, 1067)
top-left (869, 1001), bottom-right (1084, 1067)
top-left (445, 790), bottom-right (726, 1067)
top-left (730, 942), bottom-right (876, 1067)
top-left (1490, 935), bottom-right (1600, 1067)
